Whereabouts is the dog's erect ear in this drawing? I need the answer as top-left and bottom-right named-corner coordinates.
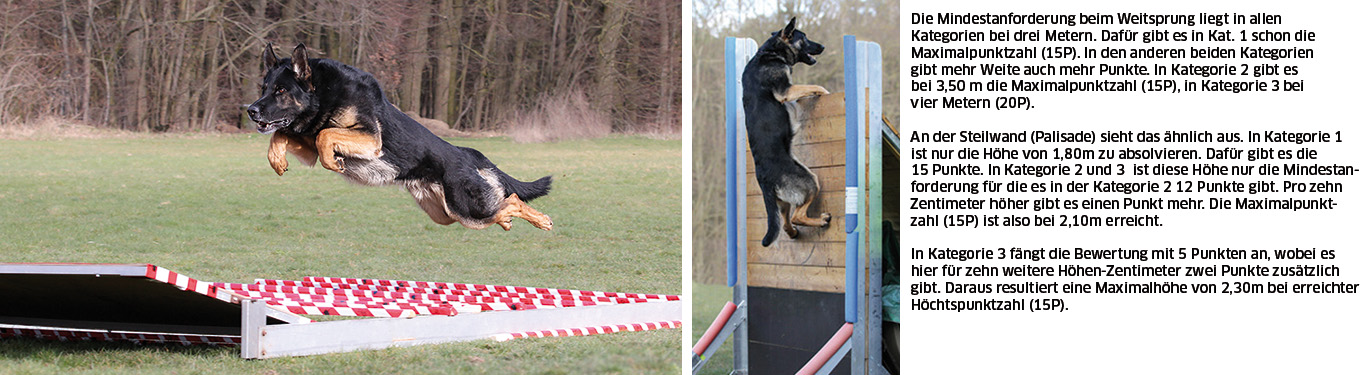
top-left (262, 43), bottom-right (279, 70)
top-left (291, 43), bottom-right (312, 90)
top-left (781, 17), bottom-right (797, 39)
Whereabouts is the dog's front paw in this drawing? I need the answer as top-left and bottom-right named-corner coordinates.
top-left (270, 161), bottom-right (289, 176)
top-left (813, 86), bottom-right (830, 96)
top-left (820, 212), bottom-right (832, 227)
top-left (532, 217), bottom-right (553, 231)
top-left (322, 157), bottom-right (346, 173)
top-left (268, 152), bottom-right (290, 176)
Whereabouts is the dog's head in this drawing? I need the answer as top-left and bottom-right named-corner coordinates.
top-left (770, 17), bottom-right (823, 65)
top-left (245, 43), bottom-right (317, 134)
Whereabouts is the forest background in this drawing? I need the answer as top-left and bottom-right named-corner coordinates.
top-left (0, 0), bottom-right (681, 140)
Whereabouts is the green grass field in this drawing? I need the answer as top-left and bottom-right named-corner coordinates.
top-left (690, 282), bottom-right (734, 375)
top-left (0, 134), bottom-right (681, 374)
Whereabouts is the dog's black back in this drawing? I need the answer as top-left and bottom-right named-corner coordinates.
top-left (247, 44), bottom-right (551, 227)
top-left (742, 18), bottom-right (825, 246)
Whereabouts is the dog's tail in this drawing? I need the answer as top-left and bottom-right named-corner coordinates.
top-left (499, 172), bottom-right (553, 201)
top-left (760, 191), bottom-right (780, 247)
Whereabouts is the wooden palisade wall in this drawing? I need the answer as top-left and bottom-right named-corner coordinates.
top-left (744, 93), bottom-right (848, 293)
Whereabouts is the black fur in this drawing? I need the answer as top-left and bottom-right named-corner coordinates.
top-left (246, 43), bottom-right (552, 230)
top-left (742, 18), bottom-right (827, 246)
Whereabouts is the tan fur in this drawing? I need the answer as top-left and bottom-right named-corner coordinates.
top-left (789, 199), bottom-right (831, 228)
top-left (491, 194), bottom-right (554, 231)
top-left (404, 181), bottom-right (457, 225)
top-left (774, 84), bottom-right (829, 103)
top-left (316, 127), bottom-right (383, 173)
top-left (267, 132), bottom-right (319, 176)
top-left (329, 106), bottom-right (360, 128)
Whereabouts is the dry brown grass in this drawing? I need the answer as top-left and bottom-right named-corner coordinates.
top-left (0, 117), bottom-right (241, 140)
top-left (622, 120), bottom-right (683, 140)
top-left (504, 89), bottom-right (611, 143)
top-left (0, 117), bottom-right (141, 140)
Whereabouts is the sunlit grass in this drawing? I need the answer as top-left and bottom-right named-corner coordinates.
top-left (0, 134), bottom-right (681, 374)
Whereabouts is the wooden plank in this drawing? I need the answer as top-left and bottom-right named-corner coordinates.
top-left (745, 190), bottom-right (845, 217)
top-left (744, 165), bottom-right (845, 194)
top-left (743, 139), bottom-right (848, 171)
top-left (794, 92), bottom-right (846, 122)
top-left (749, 264), bottom-right (845, 293)
top-left (741, 113), bottom-right (846, 146)
top-left (748, 239), bottom-right (845, 267)
top-left (745, 214), bottom-right (846, 243)
top-left (796, 115), bottom-right (847, 145)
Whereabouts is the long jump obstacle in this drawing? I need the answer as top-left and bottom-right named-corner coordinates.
top-left (692, 36), bottom-right (898, 375)
top-left (0, 263), bottom-right (681, 358)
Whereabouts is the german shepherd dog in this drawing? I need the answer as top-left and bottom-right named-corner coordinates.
top-left (744, 18), bottom-right (829, 247)
top-left (245, 43), bottom-right (553, 231)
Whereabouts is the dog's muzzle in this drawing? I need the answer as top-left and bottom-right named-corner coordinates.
top-left (801, 42), bottom-right (824, 65)
top-left (246, 105), bottom-right (290, 133)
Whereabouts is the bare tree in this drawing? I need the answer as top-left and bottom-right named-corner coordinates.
top-left (0, 0), bottom-right (680, 136)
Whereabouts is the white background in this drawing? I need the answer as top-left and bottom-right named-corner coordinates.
top-left (901, 1), bottom-right (1365, 373)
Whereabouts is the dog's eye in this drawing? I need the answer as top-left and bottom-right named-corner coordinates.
top-left (275, 87), bottom-right (286, 95)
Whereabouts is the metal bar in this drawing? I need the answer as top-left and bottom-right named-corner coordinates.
top-left (863, 40), bottom-right (887, 375)
top-left (691, 301), bottom-right (746, 374)
top-left (693, 301), bottom-right (737, 356)
top-left (251, 300), bottom-right (681, 359)
top-left (240, 298), bottom-right (266, 359)
top-left (797, 323), bottom-right (854, 375)
top-left (725, 36), bottom-right (740, 288)
top-left (0, 263), bottom-right (149, 277)
top-left (730, 37), bottom-right (757, 375)
top-left (849, 36), bottom-right (869, 375)
top-left (816, 339), bottom-right (854, 375)
top-left (842, 35), bottom-right (860, 325)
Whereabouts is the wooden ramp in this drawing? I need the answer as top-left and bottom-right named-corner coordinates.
top-left (0, 263), bottom-right (681, 359)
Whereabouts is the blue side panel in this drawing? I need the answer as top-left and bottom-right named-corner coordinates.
top-left (843, 35), bottom-right (859, 324)
top-left (725, 37), bottom-right (739, 288)
top-left (726, 38), bottom-right (757, 288)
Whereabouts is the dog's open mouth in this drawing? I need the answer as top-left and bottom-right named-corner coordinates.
top-left (255, 118), bottom-right (291, 133)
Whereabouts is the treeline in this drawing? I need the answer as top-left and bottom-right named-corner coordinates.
top-left (0, 0), bottom-right (680, 133)
top-left (691, 0), bottom-right (899, 283)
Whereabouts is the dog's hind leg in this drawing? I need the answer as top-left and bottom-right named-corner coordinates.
top-left (316, 127), bottom-right (383, 173)
top-left (404, 181), bottom-right (457, 225)
top-left (760, 189), bottom-right (782, 247)
top-left (779, 201), bottom-right (798, 239)
top-left (786, 169), bottom-right (830, 228)
top-left (774, 84), bottom-right (830, 103)
top-left (789, 193), bottom-right (832, 228)
top-left (491, 194), bottom-right (554, 231)
top-left (267, 133), bottom-right (319, 176)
